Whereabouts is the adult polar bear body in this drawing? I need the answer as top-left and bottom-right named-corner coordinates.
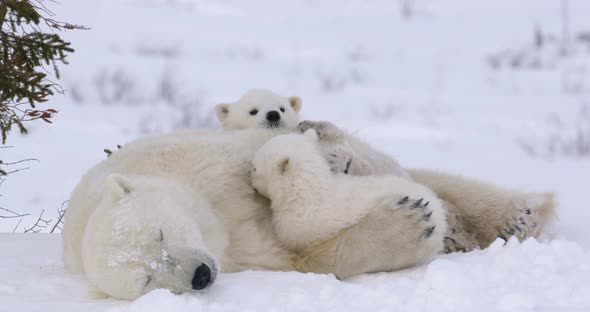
top-left (63, 128), bottom-right (444, 300)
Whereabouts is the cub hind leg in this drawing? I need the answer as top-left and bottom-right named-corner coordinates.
top-left (408, 169), bottom-right (556, 249)
top-left (297, 195), bottom-right (446, 279)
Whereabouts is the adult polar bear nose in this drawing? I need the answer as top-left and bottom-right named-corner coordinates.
top-left (266, 111), bottom-right (281, 122)
top-left (191, 263), bottom-right (212, 290)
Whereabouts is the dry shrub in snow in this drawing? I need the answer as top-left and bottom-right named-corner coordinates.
top-left (519, 105), bottom-right (590, 158)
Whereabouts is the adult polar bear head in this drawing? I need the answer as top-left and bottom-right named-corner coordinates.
top-left (215, 89), bottom-right (302, 130)
top-left (82, 174), bottom-right (220, 300)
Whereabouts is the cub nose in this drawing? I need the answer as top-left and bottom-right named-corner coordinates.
top-left (191, 263), bottom-right (212, 290)
top-left (266, 111), bottom-right (281, 122)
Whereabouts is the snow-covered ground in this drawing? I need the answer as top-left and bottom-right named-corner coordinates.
top-left (1, 0), bottom-right (590, 311)
top-left (2, 234), bottom-right (590, 312)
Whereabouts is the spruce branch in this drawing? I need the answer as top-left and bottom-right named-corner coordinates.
top-left (1, 0), bottom-right (85, 145)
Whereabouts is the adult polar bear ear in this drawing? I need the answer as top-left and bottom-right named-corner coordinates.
top-left (106, 174), bottom-right (133, 198)
top-left (289, 96), bottom-right (302, 113)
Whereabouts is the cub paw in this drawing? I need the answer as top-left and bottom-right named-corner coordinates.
top-left (497, 193), bottom-right (555, 243)
top-left (397, 196), bottom-right (437, 240)
top-left (297, 120), bottom-right (341, 142)
top-left (443, 207), bottom-right (480, 253)
top-left (326, 148), bottom-right (353, 174)
top-left (443, 228), bottom-right (479, 254)
top-left (498, 204), bottom-right (539, 242)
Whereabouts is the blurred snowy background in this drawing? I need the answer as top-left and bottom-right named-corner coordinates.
top-left (2, 0), bottom-right (590, 311)
top-left (2, 0), bottom-right (590, 239)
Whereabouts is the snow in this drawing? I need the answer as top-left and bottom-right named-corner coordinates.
top-left (2, 234), bottom-right (590, 311)
top-left (1, 0), bottom-right (590, 310)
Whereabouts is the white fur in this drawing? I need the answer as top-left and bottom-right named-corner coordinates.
top-left (296, 121), bottom-right (557, 252)
top-left (82, 175), bottom-right (221, 299)
top-left (63, 128), bottom-right (451, 299)
top-left (64, 129), bottom-right (288, 299)
top-left (215, 89), bottom-right (301, 130)
top-left (251, 130), bottom-right (446, 277)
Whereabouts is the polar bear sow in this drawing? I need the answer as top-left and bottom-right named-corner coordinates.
top-left (251, 130), bottom-right (446, 277)
top-left (63, 128), bottom-right (444, 299)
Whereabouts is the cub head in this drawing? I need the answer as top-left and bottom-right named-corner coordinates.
top-left (82, 174), bottom-right (219, 300)
top-left (250, 129), bottom-right (326, 198)
top-left (215, 89), bottom-right (302, 130)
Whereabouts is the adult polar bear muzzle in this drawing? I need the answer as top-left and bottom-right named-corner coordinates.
top-left (81, 174), bottom-right (219, 299)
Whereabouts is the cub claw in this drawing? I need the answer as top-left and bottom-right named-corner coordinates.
top-left (411, 198), bottom-right (424, 208)
top-left (398, 196), bottom-right (409, 205)
top-left (423, 226), bottom-right (436, 238)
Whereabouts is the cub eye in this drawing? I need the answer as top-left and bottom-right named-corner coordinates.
top-left (280, 107), bottom-right (285, 113)
top-left (249, 109), bottom-right (259, 116)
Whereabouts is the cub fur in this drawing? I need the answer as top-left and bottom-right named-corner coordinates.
top-left (297, 120), bottom-right (557, 252)
top-left (251, 130), bottom-right (446, 277)
top-left (215, 89), bottom-right (302, 130)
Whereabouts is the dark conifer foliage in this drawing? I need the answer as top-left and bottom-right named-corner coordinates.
top-left (0, 0), bottom-right (86, 145)
top-left (0, 0), bottom-right (85, 177)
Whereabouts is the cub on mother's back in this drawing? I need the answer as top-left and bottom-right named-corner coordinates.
top-left (215, 89), bottom-right (302, 130)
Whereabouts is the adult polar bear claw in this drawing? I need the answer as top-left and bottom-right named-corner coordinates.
top-left (64, 128), bottom-right (446, 299)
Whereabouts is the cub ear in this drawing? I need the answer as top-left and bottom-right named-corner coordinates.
top-left (278, 157), bottom-right (290, 175)
top-left (289, 96), bottom-right (302, 113)
top-left (215, 103), bottom-right (231, 121)
top-left (106, 174), bottom-right (133, 198)
top-left (303, 129), bottom-right (318, 141)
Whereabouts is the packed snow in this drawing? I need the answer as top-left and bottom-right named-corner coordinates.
top-left (1, 0), bottom-right (590, 311)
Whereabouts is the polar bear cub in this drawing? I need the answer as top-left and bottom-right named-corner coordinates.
top-left (251, 130), bottom-right (447, 275)
top-left (215, 89), bottom-right (302, 130)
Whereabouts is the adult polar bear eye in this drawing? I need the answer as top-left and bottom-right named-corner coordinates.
top-left (280, 107), bottom-right (285, 113)
top-left (249, 109), bottom-right (259, 116)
